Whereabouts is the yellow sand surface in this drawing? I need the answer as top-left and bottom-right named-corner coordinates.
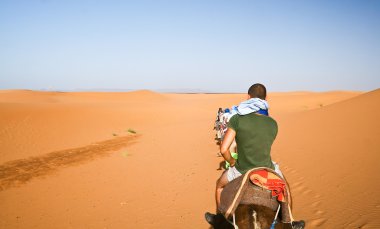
top-left (1, 89), bottom-right (379, 228)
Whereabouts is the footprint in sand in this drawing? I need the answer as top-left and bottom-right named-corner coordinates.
top-left (298, 176), bottom-right (305, 180)
top-left (302, 189), bottom-right (312, 195)
top-left (291, 184), bottom-right (312, 195)
top-left (286, 168), bottom-right (297, 174)
top-left (311, 201), bottom-right (321, 208)
top-left (315, 210), bottom-right (324, 215)
top-left (314, 194), bottom-right (321, 198)
top-left (357, 223), bottom-right (368, 228)
top-left (310, 218), bottom-right (327, 227)
top-left (291, 181), bottom-right (303, 186)
top-left (291, 185), bottom-right (307, 193)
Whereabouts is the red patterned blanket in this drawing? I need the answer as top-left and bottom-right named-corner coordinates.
top-left (249, 169), bottom-right (286, 202)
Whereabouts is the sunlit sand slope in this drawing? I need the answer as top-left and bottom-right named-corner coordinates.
top-left (0, 89), bottom-right (377, 228)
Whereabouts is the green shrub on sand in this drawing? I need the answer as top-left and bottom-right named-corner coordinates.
top-left (127, 129), bottom-right (137, 134)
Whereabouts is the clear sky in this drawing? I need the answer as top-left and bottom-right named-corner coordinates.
top-left (1, 0), bottom-right (379, 92)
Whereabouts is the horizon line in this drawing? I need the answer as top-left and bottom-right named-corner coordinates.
top-left (0, 88), bottom-right (369, 94)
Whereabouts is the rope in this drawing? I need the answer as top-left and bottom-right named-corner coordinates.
top-left (232, 213), bottom-right (239, 229)
top-left (270, 204), bottom-right (281, 229)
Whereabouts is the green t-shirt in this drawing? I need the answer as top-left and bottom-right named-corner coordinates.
top-left (228, 113), bottom-right (278, 174)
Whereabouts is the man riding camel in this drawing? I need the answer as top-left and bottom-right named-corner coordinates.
top-left (206, 83), bottom-right (305, 229)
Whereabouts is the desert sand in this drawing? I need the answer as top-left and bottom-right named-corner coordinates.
top-left (0, 89), bottom-right (379, 228)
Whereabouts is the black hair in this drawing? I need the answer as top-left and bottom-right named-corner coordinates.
top-left (248, 83), bottom-right (267, 100)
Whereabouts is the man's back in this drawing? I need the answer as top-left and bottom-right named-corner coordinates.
top-left (228, 113), bottom-right (278, 174)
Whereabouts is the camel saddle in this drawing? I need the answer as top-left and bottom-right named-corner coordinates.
top-left (219, 167), bottom-right (291, 222)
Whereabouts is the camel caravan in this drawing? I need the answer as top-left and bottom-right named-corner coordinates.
top-left (207, 84), bottom-right (305, 229)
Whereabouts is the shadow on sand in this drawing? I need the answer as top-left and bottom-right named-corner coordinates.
top-left (0, 134), bottom-right (139, 191)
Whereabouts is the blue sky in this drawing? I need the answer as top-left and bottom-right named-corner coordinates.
top-left (1, 0), bottom-right (379, 92)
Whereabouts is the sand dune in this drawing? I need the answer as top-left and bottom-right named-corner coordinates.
top-left (273, 89), bottom-right (380, 228)
top-left (0, 89), bottom-right (378, 228)
top-left (268, 90), bottom-right (363, 116)
top-left (0, 90), bottom-right (166, 163)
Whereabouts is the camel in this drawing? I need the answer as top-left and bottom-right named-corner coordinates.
top-left (207, 168), bottom-right (305, 229)
top-left (208, 204), bottom-right (293, 229)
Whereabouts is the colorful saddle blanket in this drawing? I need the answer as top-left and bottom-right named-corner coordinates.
top-left (219, 167), bottom-right (291, 222)
top-left (249, 169), bottom-right (286, 202)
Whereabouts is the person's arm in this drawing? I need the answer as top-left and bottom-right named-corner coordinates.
top-left (220, 128), bottom-right (236, 166)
